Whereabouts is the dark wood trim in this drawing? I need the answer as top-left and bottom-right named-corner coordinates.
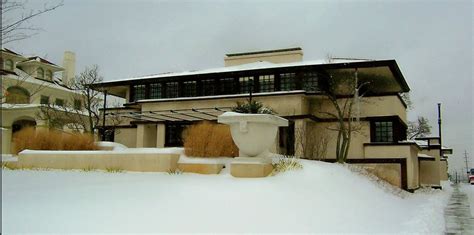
top-left (364, 142), bottom-right (421, 150)
top-left (93, 60), bottom-right (409, 93)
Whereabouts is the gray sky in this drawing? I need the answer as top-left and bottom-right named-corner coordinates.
top-left (6, 0), bottom-right (473, 173)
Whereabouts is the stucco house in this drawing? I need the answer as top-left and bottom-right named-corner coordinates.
top-left (1, 48), bottom-right (87, 154)
top-left (92, 47), bottom-right (449, 191)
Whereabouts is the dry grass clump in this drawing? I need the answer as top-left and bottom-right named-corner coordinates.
top-left (183, 121), bottom-right (238, 158)
top-left (272, 155), bottom-right (303, 175)
top-left (13, 127), bottom-right (98, 154)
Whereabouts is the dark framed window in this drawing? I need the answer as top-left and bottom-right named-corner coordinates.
top-left (133, 84), bottom-right (146, 101)
top-left (74, 99), bottom-right (82, 110)
top-left (165, 123), bottom-right (190, 147)
top-left (165, 82), bottom-right (178, 98)
top-left (280, 73), bottom-right (296, 91)
top-left (220, 78), bottom-right (235, 95)
top-left (239, 76), bottom-right (253, 94)
top-left (55, 98), bottom-right (64, 107)
top-left (259, 75), bottom-right (274, 92)
top-left (303, 72), bottom-right (319, 91)
top-left (201, 79), bottom-right (215, 96)
top-left (374, 121), bottom-right (393, 142)
top-left (150, 83), bottom-right (162, 99)
top-left (182, 81), bottom-right (197, 97)
top-left (40, 95), bottom-right (49, 105)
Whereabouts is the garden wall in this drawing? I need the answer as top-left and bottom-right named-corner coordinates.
top-left (18, 150), bottom-right (179, 172)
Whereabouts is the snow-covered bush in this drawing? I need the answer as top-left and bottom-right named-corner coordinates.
top-left (272, 155), bottom-right (303, 175)
top-left (231, 100), bottom-right (275, 114)
top-left (183, 121), bottom-right (238, 158)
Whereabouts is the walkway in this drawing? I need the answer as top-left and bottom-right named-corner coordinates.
top-left (445, 184), bottom-right (474, 234)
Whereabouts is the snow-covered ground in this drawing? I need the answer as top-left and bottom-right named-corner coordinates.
top-left (460, 183), bottom-right (474, 215)
top-left (2, 160), bottom-right (452, 233)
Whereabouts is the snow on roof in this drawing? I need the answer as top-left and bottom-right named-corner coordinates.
top-left (20, 56), bottom-right (62, 68)
top-left (418, 153), bottom-right (435, 159)
top-left (103, 58), bottom-right (372, 84)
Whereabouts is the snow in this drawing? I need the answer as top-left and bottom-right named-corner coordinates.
top-left (460, 184), bottom-right (474, 216)
top-left (95, 141), bottom-right (128, 151)
top-left (1, 160), bottom-right (452, 233)
top-left (418, 153), bottom-right (435, 159)
top-left (1, 154), bottom-right (17, 162)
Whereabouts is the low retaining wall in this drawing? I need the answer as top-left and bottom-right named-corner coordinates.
top-left (18, 150), bottom-right (179, 172)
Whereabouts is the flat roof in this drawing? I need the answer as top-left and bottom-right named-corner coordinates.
top-left (226, 47), bottom-right (302, 57)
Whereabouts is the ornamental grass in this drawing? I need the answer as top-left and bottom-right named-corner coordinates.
top-left (183, 121), bottom-right (238, 158)
top-left (13, 127), bottom-right (98, 154)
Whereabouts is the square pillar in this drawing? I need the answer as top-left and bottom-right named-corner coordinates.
top-left (136, 124), bottom-right (157, 148)
top-left (156, 124), bottom-right (166, 148)
top-left (294, 119), bottom-right (307, 158)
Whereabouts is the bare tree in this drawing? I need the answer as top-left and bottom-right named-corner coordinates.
top-left (36, 65), bottom-right (109, 133)
top-left (319, 69), bottom-right (368, 163)
top-left (1, 0), bottom-right (63, 44)
top-left (70, 65), bottom-right (104, 133)
top-left (295, 125), bottom-right (328, 160)
top-left (407, 116), bottom-right (431, 139)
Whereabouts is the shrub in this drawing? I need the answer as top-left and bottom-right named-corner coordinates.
top-left (272, 155), bottom-right (303, 175)
top-left (183, 121), bottom-right (238, 158)
top-left (13, 127), bottom-right (98, 154)
top-left (231, 100), bottom-right (274, 114)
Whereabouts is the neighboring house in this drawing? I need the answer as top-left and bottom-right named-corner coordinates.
top-left (1, 48), bottom-right (87, 154)
top-left (93, 47), bottom-right (450, 191)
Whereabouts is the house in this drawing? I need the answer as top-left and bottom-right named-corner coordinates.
top-left (92, 47), bottom-right (449, 191)
top-left (1, 48), bottom-right (87, 154)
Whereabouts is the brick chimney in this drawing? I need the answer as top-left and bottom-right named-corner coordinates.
top-left (62, 51), bottom-right (76, 87)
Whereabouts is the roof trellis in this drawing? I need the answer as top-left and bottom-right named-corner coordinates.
top-left (106, 107), bottom-right (233, 123)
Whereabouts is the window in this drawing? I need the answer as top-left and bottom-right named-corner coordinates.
top-left (259, 75), bottom-right (274, 92)
top-left (303, 72), bottom-right (319, 91)
top-left (45, 70), bottom-right (53, 80)
top-left (165, 82), bottom-right (178, 98)
top-left (374, 121), bottom-right (393, 142)
top-left (220, 78), bottom-right (235, 95)
top-left (239, 76), bottom-right (253, 94)
top-left (132, 84), bottom-right (146, 101)
top-left (37, 67), bottom-right (44, 79)
top-left (5, 59), bottom-right (14, 71)
top-left (40, 95), bottom-right (49, 105)
top-left (55, 98), bottom-right (64, 107)
top-left (280, 73), bottom-right (296, 91)
top-left (165, 123), bottom-right (190, 147)
top-left (6, 86), bottom-right (30, 104)
top-left (74, 99), bottom-right (82, 110)
top-left (201, 79), bottom-right (215, 96)
top-left (182, 81), bottom-right (196, 97)
top-left (150, 83), bottom-right (162, 99)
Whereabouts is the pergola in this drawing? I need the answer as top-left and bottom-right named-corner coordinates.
top-left (105, 107), bottom-right (234, 123)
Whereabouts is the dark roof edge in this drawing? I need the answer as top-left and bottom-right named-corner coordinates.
top-left (226, 47), bottom-right (302, 57)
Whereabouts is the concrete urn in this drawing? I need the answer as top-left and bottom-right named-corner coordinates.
top-left (218, 112), bottom-right (289, 158)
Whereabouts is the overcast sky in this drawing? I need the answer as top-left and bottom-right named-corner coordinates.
top-left (6, 0), bottom-right (473, 173)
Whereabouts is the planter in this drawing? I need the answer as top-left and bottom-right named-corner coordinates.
top-left (218, 112), bottom-right (288, 158)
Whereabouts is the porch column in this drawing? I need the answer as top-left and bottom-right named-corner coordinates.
top-left (136, 124), bottom-right (146, 148)
top-left (1, 127), bottom-right (12, 154)
top-left (156, 123), bottom-right (166, 148)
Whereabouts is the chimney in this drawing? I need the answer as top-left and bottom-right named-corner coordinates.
top-left (62, 51), bottom-right (76, 87)
top-left (224, 47), bottom-right (303, 67)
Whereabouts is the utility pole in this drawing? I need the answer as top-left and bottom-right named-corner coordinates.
top-left (437, 103), bottom-right (442, 158)
top-left (464, 150), bottom-right (470, 179)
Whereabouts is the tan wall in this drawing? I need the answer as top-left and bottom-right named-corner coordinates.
top-left (141, 94), bottom-right (308, 117)
top-left (136, 124), bottom-right (158, 148)
top-left (224, 50), bottom-right (303, 67)
top-left (364, 145), bottom-right (415, 159)
top-left (156, 124), bottom-right (166, 147)
top-left (440, 160), bottom-right (448, 181)
top-left (360, 163), bottom-right (402, 188)
top-left (1, 128), bottom-right (12, 154)
top-left (115, 128), bottom-right (137, 147)
top-left (419, 149), bottom-right (441, 186)
top-left (18, 151), bottom-right (179, 172)
top-left (309, 95), bottom-right (407, 123)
